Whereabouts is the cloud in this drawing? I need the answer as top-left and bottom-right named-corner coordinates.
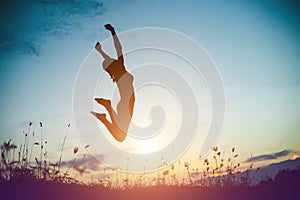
top-left (60, 154), bottom-right (105, 171)
top-left (0, 35), bottom-right (41, 57)
top-left (0, 0), bottom-right (105, 57)
top-left (39, 0), bottom-right (105, 36)
top-left (246, 149), bottom-right (292, 162)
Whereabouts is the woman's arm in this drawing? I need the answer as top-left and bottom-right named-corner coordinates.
top-left (105, 24), bottom-right (124, 64)
top-left (95, 42), bottom-right (111, 60)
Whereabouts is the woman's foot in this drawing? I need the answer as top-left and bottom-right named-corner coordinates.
top-left (90, 111), bottom-right (106, 121)
top-left (95, 98), bottom-right (111, 108)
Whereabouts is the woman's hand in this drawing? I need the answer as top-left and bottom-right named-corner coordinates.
top-left (95, 42), bottom-right (102, 51)
top-left (104, 24), bottom-right (114, 32)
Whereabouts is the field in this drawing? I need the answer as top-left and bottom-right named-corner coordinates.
top-left (1, 124), bottom-right (299, 200)
top-left (1, 171), bottom-right (299, 200)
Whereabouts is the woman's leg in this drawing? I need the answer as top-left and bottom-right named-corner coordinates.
top-left (94, 98), bottom-right (128, 141)
top-left (94, 98), bottom-right (119, 125)
top-left (91, 111), bottom-right (126, 142)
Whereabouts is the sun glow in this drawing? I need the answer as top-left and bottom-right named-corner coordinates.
top-left (211, 173), bottom-right (222, 177)
top-left (291, 155), bottom-right (299, 160)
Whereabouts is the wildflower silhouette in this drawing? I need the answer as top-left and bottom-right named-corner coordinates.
top-left (91, 24), bottom-right (135, 142)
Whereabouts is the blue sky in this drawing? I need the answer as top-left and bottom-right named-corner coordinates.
top-left (0, 0), bottom-right (299, 170)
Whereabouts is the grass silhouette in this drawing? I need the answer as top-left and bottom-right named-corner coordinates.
top-left (0, 122), bottom-right (79, 184)
top-left (1, 122), bottom-right (299, 199)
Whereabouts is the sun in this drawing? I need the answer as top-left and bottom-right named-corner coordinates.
top-left (291, 155), bottom-right (299, 160)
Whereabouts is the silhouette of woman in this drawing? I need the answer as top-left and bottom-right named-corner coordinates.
top-left (91, 24), bottom-right (135, 142)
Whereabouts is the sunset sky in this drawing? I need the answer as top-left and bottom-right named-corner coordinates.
top-left (0, 0), bottom-right (299, 176)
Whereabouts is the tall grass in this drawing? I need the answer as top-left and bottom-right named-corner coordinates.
top-left (194, 146), bottom-right (259, 187)
top-left (0, 122), bottom-right (78, 184)
top-left (1, 122), bottom-right (258, 189)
